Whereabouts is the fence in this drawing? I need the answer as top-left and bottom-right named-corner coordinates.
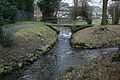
top-left (16, 10), bottom-right (34, 21)
top-left (44, 17), bottom-right (87, 26)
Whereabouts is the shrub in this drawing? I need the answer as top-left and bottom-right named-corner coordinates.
top-left (86, 18), bottom-right (93, 24)
top-left (0, 0), bottom-right (17, 24)
top-left (1, 30), bottom-right (14, 47)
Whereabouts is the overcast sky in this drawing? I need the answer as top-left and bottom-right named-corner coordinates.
top-left (62, 0), bottom-right (102, 7)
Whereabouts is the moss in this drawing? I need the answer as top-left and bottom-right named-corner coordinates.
top-left (18, 62), bottom-right (23, 67)
top-left (0, 68), bottom-right (4, 74)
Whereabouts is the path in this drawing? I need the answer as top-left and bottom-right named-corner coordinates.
top-left (4, 23), bottom-right (34, 32)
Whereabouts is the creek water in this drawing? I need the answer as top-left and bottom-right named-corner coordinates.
top-left (0, 28), bottom-right (118, 80)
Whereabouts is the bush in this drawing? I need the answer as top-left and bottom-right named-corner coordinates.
top-left (86, 18), bottom-right (93, 24)
top-left (1, 30), bottom-right (14, 47)
top-left (0, 0), bottom-right (17, 24)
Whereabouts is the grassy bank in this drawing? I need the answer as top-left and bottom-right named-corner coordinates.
top-left (71, 25), bottom-right (120, 49)
top-left (59, 50), bottom-right (120, 80)
top-left (0, 22), bottom-right (57, 75)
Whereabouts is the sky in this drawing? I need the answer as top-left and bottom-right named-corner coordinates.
top-left (62, 0), bottom-right (102, 7)
top-left (62, 0), bottom-right (73, 6)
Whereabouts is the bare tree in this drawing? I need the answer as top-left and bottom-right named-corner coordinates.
top-left (112, 1), bottom-right (120, 24)
top-left (73, 0), bottom-right (79, 6)
top-left (101, 0), bottom-right (108, 25)
top-left (109, 1), bottom-right (120, 24)
top-left (71, 0), bottom-right (92, 20)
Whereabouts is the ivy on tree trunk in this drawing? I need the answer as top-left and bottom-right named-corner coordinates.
top-left (101, 0), bottom-right (108, 25)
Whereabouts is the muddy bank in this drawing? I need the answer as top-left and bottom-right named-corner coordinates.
top-left (59, 25), bottom-right (120, 80)
top-left (59, 49), bottom-right (120, 80)
top-left (71, 25), bottom-right (120, 49)
top-left (0, 22), bottom-right (58, 75)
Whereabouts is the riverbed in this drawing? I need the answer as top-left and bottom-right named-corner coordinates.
top-left (0, 28), bottom-right (118, 80)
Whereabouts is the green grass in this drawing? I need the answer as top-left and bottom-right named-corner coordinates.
top-left (4, 21), bottom-right (33, 28)
top-left (72, 25), bottom-right (120, 48)
top-left (4, 21), bottom-right (57, 47)
top-left (93, 19), bottom-right (120, 25)
top-left (17, 22), bottom-right (46, 33)
top-left (17, 22), bottom-right (57, 46)
top-left (75, 21), bottom-right (87, 25)
top-left (93, 19), bottom-right (101, 25)
top-left (0, 21), bottom-right (58, 75)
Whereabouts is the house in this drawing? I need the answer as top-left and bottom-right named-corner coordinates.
top-left (92, 6), bottom-right (102, 19)
top-left (57, 2), bottom-right (71, 19)
top-left (34, 0), bottom-right (42, 21)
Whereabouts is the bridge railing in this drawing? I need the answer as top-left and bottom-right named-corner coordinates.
top-left (44, 17), bottom-right (87, 26)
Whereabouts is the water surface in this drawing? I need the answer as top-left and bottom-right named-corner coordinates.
top-left (0, 28), bottom-right (118, 80)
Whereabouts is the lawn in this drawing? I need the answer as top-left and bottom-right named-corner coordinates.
top-left (17, 22), bottom-right (57, 46)
top-left (71, 25), bottom-right (120, 49)
top-left (0, 21), bottom-right (57, 74)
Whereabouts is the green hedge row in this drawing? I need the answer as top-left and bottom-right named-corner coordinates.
top-left (0, 0), bottom-right (34, 24)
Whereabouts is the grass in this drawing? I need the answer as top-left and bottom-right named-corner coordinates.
top-left (4, 21), bottom-right (57, 45)
top-left (93, 19), bottom-right (120, 25)
top-left (17, 22), bottom-right (46, 33)
top-left (71, 25), bottom-right (120, 48)
top-left (0, 21), bottom-right (57, 75)
top-left (4, 21), bottom-right (33, 28)
top-left (75, 21), bottom-right (87, 25)
top-left (93, 19), bottom-right (101, 25)
top-left (17, 22), bottom-right (57, 46)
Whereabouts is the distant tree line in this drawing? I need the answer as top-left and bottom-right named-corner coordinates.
top-left (70, 0), bottom-right (93, 24)
top-left (108, 1), bottom-right (120, 25)
top-left (101, 0), bottom-right (120, 25)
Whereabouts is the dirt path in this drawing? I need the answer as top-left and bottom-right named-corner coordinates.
top-left (4, 23), bottom-right (34, 32)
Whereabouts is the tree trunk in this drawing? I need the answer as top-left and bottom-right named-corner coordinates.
top-left (73, 0), bottom-right (78, 6)
top-left (101, 0), bottom-right (108, 25)
top-left (112, 2), bottom-right (120, 25)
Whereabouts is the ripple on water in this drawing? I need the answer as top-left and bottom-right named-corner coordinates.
top-left (0, 28), bottom-right (118, 80)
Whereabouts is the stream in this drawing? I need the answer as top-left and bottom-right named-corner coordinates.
top-left (0, 28), bottom-right (118, 80)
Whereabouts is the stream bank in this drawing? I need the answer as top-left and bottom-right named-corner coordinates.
top-left (59, 25), bottom-right (120, 80)
top-left (59, 49), bottom-right (120, 80)
top-left (0, 22), bottom-right (58, 75)
top-left (71, 25), bottom-right (120, 49)
top-left (0, 27), bottom-right (118, 80)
